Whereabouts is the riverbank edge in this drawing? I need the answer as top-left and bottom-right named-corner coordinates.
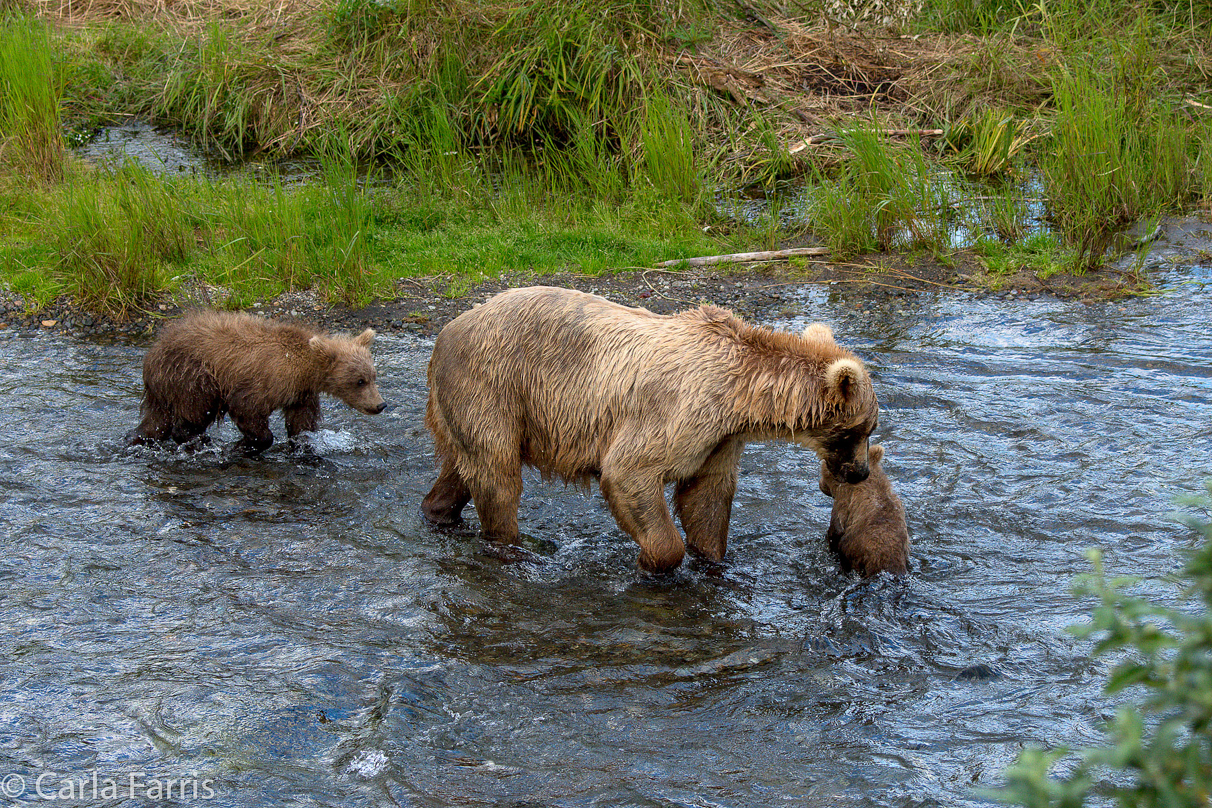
top-left (3, 215), bottom-right (1208, 343)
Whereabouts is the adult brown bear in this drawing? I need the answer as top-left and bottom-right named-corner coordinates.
top-left (422, 286), bottom-right (879, 572)
top-left (819, 443), bottom-right (910, 576)
top-left (129, 311), bottom-right (386, 453)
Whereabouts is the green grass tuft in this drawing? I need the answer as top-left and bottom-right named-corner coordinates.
top-left (0, 14), bottom-right (66, 184)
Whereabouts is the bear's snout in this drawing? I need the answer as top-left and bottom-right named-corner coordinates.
top-left (843, 463), bottom-right (870, 484)
top-left (355, 391), bottom-right (386, 415)
top-left (830, 459), bottom-right (870, 485)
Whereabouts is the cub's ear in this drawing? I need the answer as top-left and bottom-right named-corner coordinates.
top-left (869, 443), bottom-right (884, 465)
top-left (308, 334), bottom-right (334, 356)
top-left (802, 322), bottom-right (835, 343)
top-left (355, 328), bottom-right (376, 348)
top-left (824, 357), bottom-right (867, 405)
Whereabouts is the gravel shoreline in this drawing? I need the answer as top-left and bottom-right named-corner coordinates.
top-left (3, 215), bottom-right (1207, 343)
top-left (0, 265), bottom-right (959, 343)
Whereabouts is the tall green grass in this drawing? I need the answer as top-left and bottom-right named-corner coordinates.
top-left (180, 153), bottom-right (377, 306)
top-left (0, 15), bottom-right (65, 183)
top-left (0, 148), bottom-right (719, 313)
top-left (157, 21), bottom-right (286, 160)
top-left (5, 0), bottom-right (1212, 313)
top-left (808, 125), bottom-right (955, 258)
top-left (638, 92), bottom-right (701, 206)
top-left (477, 0), bottom-right (648, 145)
top-left (1043, 64), bottom-right (1195, 270)
top-left (947, 109), bottom-right (1034, 179)
top-left (50, 163), bottom-right (191, 310)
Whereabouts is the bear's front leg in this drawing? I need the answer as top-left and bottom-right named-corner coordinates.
top-left (422, 456), bottom-right (473, 526)
top-left (674, 438), bottom-right (744, 562)
top-left (284, 393), bottom-right (321, 438)
top-left (465, 457), bottom-right (523, 541)
top-left (600, 463), bottom-right (685, 573)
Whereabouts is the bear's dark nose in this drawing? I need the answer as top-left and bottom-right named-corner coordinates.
top-left (843, 463), bottom-right (870, 484)
top-left (369, 402), bottom-right (388, 415)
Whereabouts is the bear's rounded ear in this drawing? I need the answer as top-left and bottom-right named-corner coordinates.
top-left (869, 443), bottom-right (884, 466)
top-left (824, 357), bottom-right (867, 405)
top-left (355, 328), bottom-right (376, 348)
top-left (802, 322), bottom-right (835, 343)
top-left (308, 334), bottom-right (332, 355)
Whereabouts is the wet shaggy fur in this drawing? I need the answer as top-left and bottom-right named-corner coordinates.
top-left (130, 311), bottom-right (386, 453)
top-left (422, 286), bottom-right (880, 572)
top-left (819, 444), bottom-right (910, 576)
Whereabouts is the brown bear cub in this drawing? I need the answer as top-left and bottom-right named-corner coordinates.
top-left (129, 311), bottom-right (386, 453)
top-left (819, 444), bottom-right (910, 576)
top-left (422, 286), bottom-right (880, 573)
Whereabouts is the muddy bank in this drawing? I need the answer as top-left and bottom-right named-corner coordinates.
top-left (3, 215), bottom-right (1208, 342)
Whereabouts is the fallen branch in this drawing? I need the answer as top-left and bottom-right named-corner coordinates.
top-left (657, 246), bottom-right (830, 268)
top-left (789, 128), bottom-right (945, 154)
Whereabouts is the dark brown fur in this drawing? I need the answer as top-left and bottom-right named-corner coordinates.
top-left (422, 286), bottom-right (880, 572)
top-left (819, 444), bottom-right (910, 576)
top-left (129, 311), bottom-right (385, 453)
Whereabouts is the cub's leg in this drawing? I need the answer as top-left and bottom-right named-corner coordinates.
top-left (674, 438), bottom-right (744, 562)
top-left (422, 456), bottom-right (473, 525)
top-left (229, 402), bottom-right (275, 454)
top-left (132, 365), bottom-right (220, 445)
top-left (284, 392), bottom-right (321, 437)
top-left (129, 403), bottom-right (173, 444)
top-left (600, 458), bottom-right (685, 573)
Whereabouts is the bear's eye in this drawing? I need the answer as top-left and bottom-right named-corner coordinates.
top-left (357, 378), bottom-right (367, 387)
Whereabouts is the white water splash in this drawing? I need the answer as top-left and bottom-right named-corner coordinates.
top-left (346, 749), bottom-right (389, 778)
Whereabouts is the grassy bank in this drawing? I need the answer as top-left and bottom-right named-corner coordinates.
top-left (1, 0), bottom-right (1210, 312)
top-left (1, 154), bottom-right (718, 311)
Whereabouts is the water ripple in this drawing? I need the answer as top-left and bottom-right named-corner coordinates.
top-left (1, 270), bottom-right (1210, 806)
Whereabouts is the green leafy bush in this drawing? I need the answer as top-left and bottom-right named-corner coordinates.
top-left (1000, 482), bottom-right (1212, 808)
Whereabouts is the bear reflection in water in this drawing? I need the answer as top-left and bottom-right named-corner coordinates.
top-left (128, 311), bottom-right (386, 454)
top-left (422, 286), bottom-right (881, 573)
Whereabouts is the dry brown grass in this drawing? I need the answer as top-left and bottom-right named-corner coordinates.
top-left (665, 14), bottom-right (1056, 178)
top-left (679, 16), bottom-right (1056, 131)
top-left (19, 0), bottom-right (309, 24)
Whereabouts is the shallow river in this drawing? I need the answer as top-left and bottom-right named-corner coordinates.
top-left (2, 268), bottom-right (1211, 807)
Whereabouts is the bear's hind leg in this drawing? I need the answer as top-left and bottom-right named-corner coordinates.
top-left (674, 438), bottom-right (744, 562)
top-left (422, 456), bottom-right (473, 525)
top-left (601, 463), bottom-right (685, 573)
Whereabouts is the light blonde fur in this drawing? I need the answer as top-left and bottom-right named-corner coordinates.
top-left (422, 286), bottom-right (879, 572)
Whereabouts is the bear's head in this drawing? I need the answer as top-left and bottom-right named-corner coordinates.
top-left (821, 443), bottom-right (884, 498)
top-left (799, 323), bottom-right (878, 485)
top-left (311, 328), bottom-right (387, 415)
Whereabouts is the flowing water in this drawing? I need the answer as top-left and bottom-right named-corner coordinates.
top-left (2, 267), bottom-right (1211, 807)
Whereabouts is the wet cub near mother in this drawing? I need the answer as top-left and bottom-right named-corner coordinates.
top-left (820, 443), bottom-right (910, 576)
top-left (422, 286), bottom-right (879, 572)
top-left (129, 311), bottom-right (386, 453)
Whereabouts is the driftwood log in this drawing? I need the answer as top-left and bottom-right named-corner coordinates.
top-left (789, 128), bottom-right (945, 154)
top-left (657, 247), bottom-right (830, 268)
